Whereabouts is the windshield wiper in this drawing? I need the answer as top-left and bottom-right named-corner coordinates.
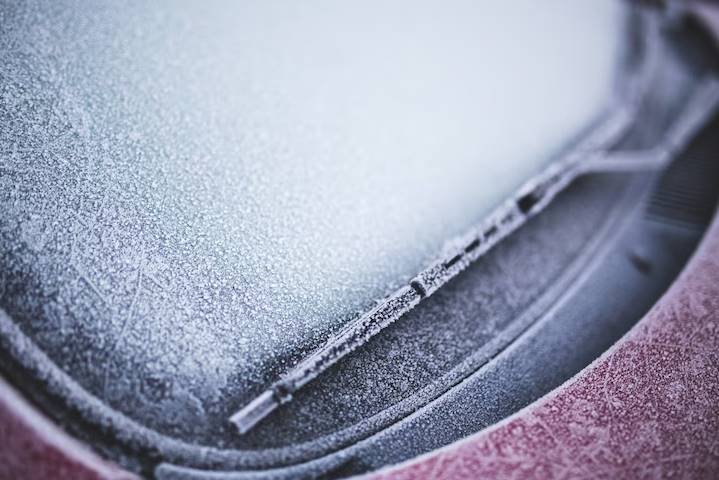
top-left (229, 13), bottom-right (719, 435)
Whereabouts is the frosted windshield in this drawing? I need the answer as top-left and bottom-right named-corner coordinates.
top-left (1, 0), bottom-right (621, 391)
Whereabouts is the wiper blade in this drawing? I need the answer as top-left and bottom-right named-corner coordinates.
top-left (229, 15), bottom-right (719, 435)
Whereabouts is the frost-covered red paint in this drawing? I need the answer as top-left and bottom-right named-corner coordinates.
top-left (369, 216), bottom-right (719, 480)
top-left (0, 377), bottom-right (136, 480)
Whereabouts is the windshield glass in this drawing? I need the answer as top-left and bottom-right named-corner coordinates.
top-left (1, 0), bottom-right (621, 404)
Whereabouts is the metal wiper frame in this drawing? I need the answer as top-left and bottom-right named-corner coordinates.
top-left (229, 8), bottom-right (719, 434)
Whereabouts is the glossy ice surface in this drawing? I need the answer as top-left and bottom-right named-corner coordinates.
top-left (0, 0), bottom-right (620, 429)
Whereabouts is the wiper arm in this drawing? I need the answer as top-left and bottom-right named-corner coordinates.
top-left (229, 11), bottom-right (719, 434)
